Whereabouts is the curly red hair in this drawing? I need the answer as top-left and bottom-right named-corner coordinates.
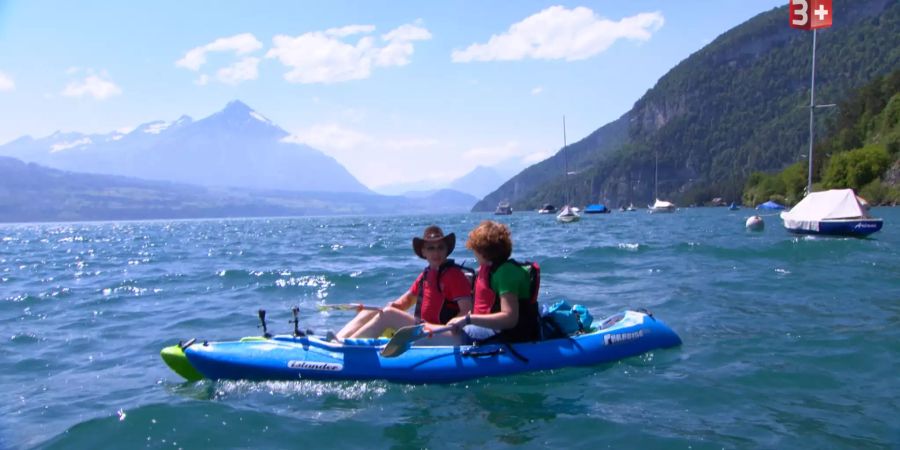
top-left (466, 220), bottom-right (512, 264)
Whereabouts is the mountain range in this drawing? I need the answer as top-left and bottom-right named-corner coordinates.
top-left (0, 100), bottom-right (370, 193)
top-left (375, 165), bottom-right (511, 199)
top-left (474, 0), bottom-right (900, 211)
top-left (0, 156), bottom-right (477, 222)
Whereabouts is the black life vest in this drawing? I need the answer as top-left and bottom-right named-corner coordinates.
top-left (477, 259), bottom-right (541, 343)
top-left (413, 259), bottom-right (475, 324)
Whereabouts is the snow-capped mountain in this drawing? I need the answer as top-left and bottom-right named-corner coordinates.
top-left (0, 101), bottom-right (370, 193)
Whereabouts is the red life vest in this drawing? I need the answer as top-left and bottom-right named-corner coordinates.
top-left (472, 259), bottom-right (541, 342)
top-left (413, 259), bottom-right (475, 324)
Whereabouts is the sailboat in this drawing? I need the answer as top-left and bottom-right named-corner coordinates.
top-left (779, 31), bottom-right (881, 237)
top-left (781, 189), bottom-right (882, 236)
top-left (557, 116), bottom-right (580, 223)
top-left (648, 153), bottom-right (675, 214)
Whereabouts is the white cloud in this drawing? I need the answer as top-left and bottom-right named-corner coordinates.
top-left (452, 6), bottom-right (664, 62)
top-left (531, 86), bottom-right (543, 95)
top-left (383, 23), bottom-right (432, 42)
top-left (216, 57), bottom-right (260, 85)
top-left (282, 122), bottom-right (551, 188)
top-left (326, 25), bottom-right (376, 38)
top-left (461, 141), bottom-right (525, 166)
top-left (282, 123), bottom-right (373, 152)
top-left (522, 151), bottom-right (552, 164)
top-left (176, 33), bottom-right (263, 71)
top-left (266, 21), bottom-right (431, 84)
top-left (282, 123), bottom-right (451, 187)
top-left (0, 71), bottom-right (14, 91)
top-left (61, 73), bottom-right (122, 100)
top-left (382, 137), bottom-right (439, 150)
top-left (194, 74), bottom-right (210, 86)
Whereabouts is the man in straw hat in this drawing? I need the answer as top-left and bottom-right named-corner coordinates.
top-left (335, 225), bottom-right (473, 340)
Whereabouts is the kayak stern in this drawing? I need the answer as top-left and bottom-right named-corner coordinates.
top-left (161, 344), bottom-right (204, 381)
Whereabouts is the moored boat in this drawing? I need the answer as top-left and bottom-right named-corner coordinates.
top-left (648, 199), bottom-right (676, 213)
top-left (780, 189), bottom-right (883, 237)
top-left (584, 204), bottom-right (610, 214)
top-left (161, 310), bottom-right (681, 384)
top-left (556, 205), bottom-right (580, 223)
top-left (494, 201), bottom-right (513, 215)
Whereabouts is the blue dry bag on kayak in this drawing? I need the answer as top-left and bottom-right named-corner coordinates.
top-left (540, 299), bottom-right (593, 339)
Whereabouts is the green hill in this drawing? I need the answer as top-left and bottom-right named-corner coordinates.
top-left (473, 0), bottom-right (900, 211)
top-left (744, 69), bottom-right (900, 206)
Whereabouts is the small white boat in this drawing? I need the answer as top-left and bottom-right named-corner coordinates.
top-left (648, 154), bottom-right (674, 214)
top-left (556, 117), bottom-right (580, 224)
top-left (648, 199), bottom-right (676, 214)
top-left (556, 205), bottom-right (581, 223)
top-left (494, 201), bottom-right (512, 215)
top-left (537, 203), bottom-right (557, 214)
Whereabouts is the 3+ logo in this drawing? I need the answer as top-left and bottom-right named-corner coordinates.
top-left (790, 0), bottom-right (833, 30)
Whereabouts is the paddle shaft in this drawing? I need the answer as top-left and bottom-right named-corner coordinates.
top-left (317, 303), bottom-right (383, 313)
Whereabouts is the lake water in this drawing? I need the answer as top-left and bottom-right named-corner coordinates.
top-left (2, 208), bottom-right (898, 449)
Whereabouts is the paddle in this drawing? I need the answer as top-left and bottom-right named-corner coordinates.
top-left (380, 324), bottom-right (455, 358)
top-left (316, 303), bottom-right (382, 313)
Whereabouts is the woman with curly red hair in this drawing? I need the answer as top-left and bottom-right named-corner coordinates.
top-left (444, 220), bottom-right (541, 343)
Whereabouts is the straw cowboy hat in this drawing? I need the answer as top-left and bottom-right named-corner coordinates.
top-left (412, 225), bottom-right (456, 259)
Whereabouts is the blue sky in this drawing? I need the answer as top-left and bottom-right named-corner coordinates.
top-left (0, 0), bottom-right (786, 190)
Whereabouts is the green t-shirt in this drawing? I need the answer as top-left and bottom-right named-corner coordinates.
top-left (491, 261), bottom-right (531, 300)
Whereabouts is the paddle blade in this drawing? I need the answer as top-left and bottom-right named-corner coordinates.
top-left (380, 324), bottom-right (425, 358)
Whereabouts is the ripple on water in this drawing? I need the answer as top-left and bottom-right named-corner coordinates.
top-left (1, 211), bottom-right (899, 449)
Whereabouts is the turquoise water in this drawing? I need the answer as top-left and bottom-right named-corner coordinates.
top-left (1, 209), bottom-right (898, 449)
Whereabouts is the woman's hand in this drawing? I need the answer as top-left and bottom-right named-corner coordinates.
top-left (387, 300), bottom-right (403, 310)
top-left (447, 312), bottom-right (471, 329)
top-left (387, 291), bottom-right (414, 311)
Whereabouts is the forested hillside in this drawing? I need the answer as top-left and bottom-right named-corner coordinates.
top-left (744, 69), bottom-right (900, 206)
top-left (474, 0), bottom-right (900, 211)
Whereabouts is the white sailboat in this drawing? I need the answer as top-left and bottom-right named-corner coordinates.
top-left (557, 116), bottom-right (580, 223)
top-left (779, 31), bottom-right (881, 237)
top-left (557, 205), bottom-right (580, 223)
top-left (648, 153), bottom-right (675, 213)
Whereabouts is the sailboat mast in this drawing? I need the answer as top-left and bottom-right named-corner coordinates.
top-left (654, 153), bottom-right (659, 201)
top-left (806, 29), bottom-right (817, 196)
top-left (563, 115), bottom-right (569, 205)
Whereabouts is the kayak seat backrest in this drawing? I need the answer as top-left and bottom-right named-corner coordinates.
top-left (343, 337), bottom-right (391, 347)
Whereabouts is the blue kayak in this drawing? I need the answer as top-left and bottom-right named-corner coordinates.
top-left (161, 310), bottom-right (681, 384)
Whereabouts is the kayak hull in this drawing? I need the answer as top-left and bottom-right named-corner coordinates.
top-left (165, 310), bottom-right (681, 384)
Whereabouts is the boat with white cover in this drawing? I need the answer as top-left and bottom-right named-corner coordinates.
top-left (780, 189), bottom-right (882, 236)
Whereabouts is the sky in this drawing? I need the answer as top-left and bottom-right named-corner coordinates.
top-left (0, 0), bottom-right (787, 191)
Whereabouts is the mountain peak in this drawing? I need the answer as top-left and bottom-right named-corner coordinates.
top-left (223, 100), bottom-right (253, 115)
top-left (204, 100), bottom-right (282, 135)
